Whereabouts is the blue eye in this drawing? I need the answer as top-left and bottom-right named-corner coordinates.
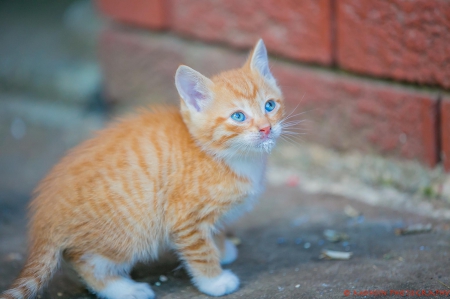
top-left (231, 112), bottom-right (246, 122)
top-left (265, 100), bottom-right (276, 112)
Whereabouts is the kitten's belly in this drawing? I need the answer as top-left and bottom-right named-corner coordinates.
top-left (220, 195), bottom-right (257, 225)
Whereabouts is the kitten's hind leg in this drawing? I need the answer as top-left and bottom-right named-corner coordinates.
top-left (68, 253), bottom-right (155, 299)
top-left (214, 232), bottom-right (238, 265)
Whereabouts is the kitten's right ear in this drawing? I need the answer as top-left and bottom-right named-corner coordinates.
top-left (175, 65), bottom-right (214, 112)
top-left (248, 39), bottom-right (276, 84)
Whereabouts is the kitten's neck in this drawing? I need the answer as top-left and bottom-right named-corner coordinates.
top-left (223, 154), bottom-right (268, 187)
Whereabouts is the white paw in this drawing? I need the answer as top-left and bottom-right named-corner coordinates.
top-left (194, 270), bottom-right (240, 297)
top-left (220, 239), bottom-right (238, 265)
top-left (98, 278), bottom-right (155, 299)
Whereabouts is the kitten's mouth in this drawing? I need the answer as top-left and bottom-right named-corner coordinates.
top-left (256, 138), bottom-right (276, 153)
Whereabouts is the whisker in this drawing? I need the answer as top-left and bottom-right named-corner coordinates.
top-left (282, 101), bottom-right (301, 119)
top-left (282, 128), bottom-right (308, 133)
top-left (282, 126), bottom-right (309, 131)
top-left (279, 136), bottom-right (299, 147)
top-left (282, 131), bottom-right (308, 136)
top-left (282, 119), bottom-right (310, 125)
top-left (282, 119), bottom-right (308, 124)
top-left (281, 122), bottom-right (310, 128)
top-left (279, 109), bottom-right (316, 123)
top-left (282, 134), bottom-right (304, 145)
top-left (281, 134), bottom-right (306, 142)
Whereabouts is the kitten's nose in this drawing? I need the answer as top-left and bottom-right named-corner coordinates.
top-left (259, 126), bottom-right (271, 137)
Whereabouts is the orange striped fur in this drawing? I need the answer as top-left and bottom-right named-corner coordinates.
top-left (1, 39), bottom-right (286, 299)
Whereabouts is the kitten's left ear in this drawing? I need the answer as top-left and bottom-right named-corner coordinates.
top-left (248, 39), bottom-right (275, 83)
top-left (175, 65), bottom-right (214, 112)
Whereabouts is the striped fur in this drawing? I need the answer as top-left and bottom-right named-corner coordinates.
top-left (1, 39), bottom-right (285, 298)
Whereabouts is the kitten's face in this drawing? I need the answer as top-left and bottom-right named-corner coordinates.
top-left (206, 70), bottom-right (284, 155)
top-left (177, 40), bottom-right (284, 157)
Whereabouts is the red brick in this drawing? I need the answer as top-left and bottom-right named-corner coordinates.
top-left (99, 28), bottom-right (245, 106)
top-left (442, 97), bottom-right (450, 171)
top-left (171, 0), bottom-right (332, 65)
top-left (337, 0), bottom-right (450, 89)
top-left (96, 0), bottom-right (168, 30)
top-left (272, 65), bottom-right (439, 167)
top-left (99, 26), bottom-right (439, 166)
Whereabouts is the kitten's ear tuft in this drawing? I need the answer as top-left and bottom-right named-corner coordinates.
top-left (175, 65), bottom-right (214, 112)
top-left (249, 39), bottom-right (275, 83)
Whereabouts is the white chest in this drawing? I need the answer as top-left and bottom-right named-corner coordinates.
top-left (225, 155), bottom-right (267, 192)
top-left (220, 155), bottom-right (268, 224)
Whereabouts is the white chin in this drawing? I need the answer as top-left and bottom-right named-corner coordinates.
top-left (256, 139), bottom-right (276, 153)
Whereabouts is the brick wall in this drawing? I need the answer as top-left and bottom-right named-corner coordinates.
top-left (96, 0), bottom-right (450, 170)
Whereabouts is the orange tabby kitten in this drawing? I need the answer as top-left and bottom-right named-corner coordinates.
top-left (1, 39), bottom-right (286, 299)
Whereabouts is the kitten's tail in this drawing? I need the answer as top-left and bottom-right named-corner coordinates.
top-left (1, 239), bottom-right (61, 299)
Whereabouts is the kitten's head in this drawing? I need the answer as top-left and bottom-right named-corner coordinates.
top-left (176, 39), bottom-right (284, 158)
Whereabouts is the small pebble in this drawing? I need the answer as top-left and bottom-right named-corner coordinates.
top-left (420, 246), bottom-right (425, 251)
top-left (303, 242), bottom-right (311, 249)
top-left (159, 275), bottom-right (168, 282)
top-left (10, 117), bottom-right (26, 140)
top-left (357, 215), bottom-right (365, 223)
top-left (292, 216), bottom-right (309, 227)
top-left (317, 240), bottom-right (325, 246)
top-left (295, 284), bottom-right (301, 288)
top-left (229, 236), bottom-right (241, 246)
top-left (5, 252), bottom-right (22, 261)
top-left (278, 286), bottom-right (284, 291)
top-left (286, 175), bottom-right (299, 187)
top-left (155, 282), bottom-right (161, 286)
top-left (324, 229), bottom-right (349, 242)
top-left (342, 241), bottom-right (349, 247)
top-left (277, 237), bottom-right (286, 245)
top-left (295, 238), bottom-right (302, 245)
top-left (295, 268), bottom-right (299, 272)
top-left (57, 293), bottom-right (62, 297)
top-left (344, 205), bottom-right (360, 218)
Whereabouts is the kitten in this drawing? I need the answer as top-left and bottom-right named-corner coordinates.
top-left (1, 39), bottom-right (285, 299)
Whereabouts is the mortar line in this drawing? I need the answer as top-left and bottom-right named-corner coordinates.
top-left (436, 95), bottom-right (443, 164)
top-left (329, 0), bottom-right (338, 68)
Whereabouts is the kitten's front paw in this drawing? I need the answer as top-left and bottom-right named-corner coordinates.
top-left (99, 278), bottom-right (155, 299)
top-left (220, 239), bottom-right (238, 265)
top-left (194, 270), bottom-right (240, 297)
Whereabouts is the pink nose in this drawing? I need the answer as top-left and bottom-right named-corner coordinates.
top-left (259, 126), bottom-right (271, 136)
